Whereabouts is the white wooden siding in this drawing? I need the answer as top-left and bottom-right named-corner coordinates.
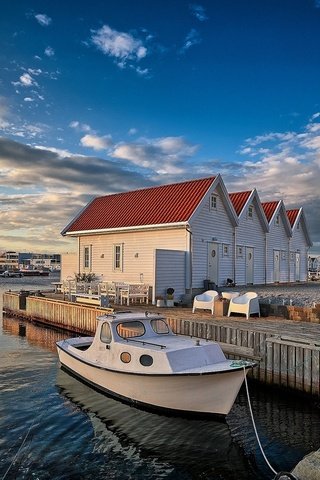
top-left (235, 200), bottom-right (266, 285)
top-left (289, 226), bottom-right (309, 281)
top-left (78, 228), bottom-right (187, 288)
top-left (190, 184), bottom-right (235, 287)
top-left (155, 249), bottom-right (186, 301)
top-left (266, 214), bottom-right (290, 283)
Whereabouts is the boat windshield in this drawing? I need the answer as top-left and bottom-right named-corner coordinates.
top-left (150, 319), bottom-right (170, 334)
top-left (117, 321), bottom-right (145, 339)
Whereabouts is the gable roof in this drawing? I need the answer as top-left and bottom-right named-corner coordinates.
top-left (229, 189), bottom-right (269, 232)
top-left (261, 200), bottom-right (292, 236)
top-left (286, 208), bottom-right (313, 247)
top-left (229, 191), bottom-right (251, 216)
top-left (62, 176), bottom-right (217, 235)
top-left (286, 208), bottom-right (300, 228)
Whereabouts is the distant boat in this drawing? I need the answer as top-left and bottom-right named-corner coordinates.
top-left (56, 311), bottom-right (256, 416)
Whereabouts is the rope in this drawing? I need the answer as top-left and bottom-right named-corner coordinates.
top-left (242, 366), bottom-right (300, 480)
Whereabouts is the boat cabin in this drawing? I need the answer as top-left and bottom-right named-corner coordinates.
top-left (73, 312), bottom-right (227, 375)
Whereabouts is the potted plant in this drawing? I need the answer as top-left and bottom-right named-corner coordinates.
top-left (166, 288), bottom-right (175, 307)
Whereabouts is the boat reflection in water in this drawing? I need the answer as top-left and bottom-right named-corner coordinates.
top-left (56, 368), bottom-right (255, 479)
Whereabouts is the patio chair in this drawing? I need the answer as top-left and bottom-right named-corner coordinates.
top-left (227, 292), bottom-right (260, 319)
top-left (192, 290), bottom-right (219, 315)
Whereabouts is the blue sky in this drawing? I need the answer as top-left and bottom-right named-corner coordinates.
top-left (1, 0), bottom-right (320, 254)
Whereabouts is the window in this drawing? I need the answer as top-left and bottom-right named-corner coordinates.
top-left (113, 244), bottom-right (123, 271)
top-left (248, 205), bottom-right (253, 219)
top-left (297, 221), bottom-right (300, 230)
top-left (100, 322), bottom-right (112, 343)
top-left (223, 244), bottom-right (229, 257)
top-left (281, 251), bottom-right (286, 260)
top-left (140, 354), bottom-right (153, 367)
top-left (237, 245), bottom-right (243, 258)
top-left (210, 194), bottom-right (217, 210)
top-left (120, 352), bottom-right (131, 363)
top-left (275, 215), bottom-right (280, 226)
top-left (151, 319), bottom-right (170, 334)
top-left (116, 321), bottom-right (145, 338)
top-left (83, 246), bottom-right (91, 269)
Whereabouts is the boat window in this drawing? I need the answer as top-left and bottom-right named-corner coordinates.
top-left (120, 352), bottom-right (131, 363)
top-left (150, 319), bottom-right (169, 334)
top-left (100, 322), bottom-right (112, 343)
top-left (116, 321), bottom-right (145, 338)
top-left (140, 354), bottom-right (153, 367)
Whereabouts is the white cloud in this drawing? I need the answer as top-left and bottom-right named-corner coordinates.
top-left (189, 4), bottom-right (208, 21)
top-left (24, 97), bottom-right (34, 102)
top-left (0, 97), bottom-right (11, 129)
top-left (13, 72), bottom-right (38, 88)
top-left (180, 29), bottom-right (201, 53)
top-left (112, 136), bottom-right (198, 174)
top-left (80, 134), bottom-right (113, 150)
top-left (35, 14), bottom-right (52, 26)
top-left (91, 25), bottom-right (147, 72)
top-left (69, 121), bottom-right (91, 132)
top-left (128, 128), bottom-right (137, 135)
top-left (44, 46), bottom-right (55, 57)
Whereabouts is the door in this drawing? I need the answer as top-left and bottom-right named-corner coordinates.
top-left (295, 253), bottom-right (300, 281)
top-left (273, 250), bottom-right (280, 282)
top-left (208, 242), bottom-right (219, 286)
top-left (246, 247), bottom-right (254, 284)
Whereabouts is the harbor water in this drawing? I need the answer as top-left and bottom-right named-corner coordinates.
top-left (1, 275), bottom-right (320, 479)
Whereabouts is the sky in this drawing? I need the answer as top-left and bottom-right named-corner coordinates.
top-left (1, 0), bottom-right (320, 256)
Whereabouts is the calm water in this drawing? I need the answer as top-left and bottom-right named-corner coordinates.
top-left (1, 277), bottom-right (320, 479)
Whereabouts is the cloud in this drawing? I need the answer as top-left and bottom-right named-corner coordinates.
top-left (35, 13), bottom-right (52, 26)
top-left (69, 121), bottom-right (91, 132)
top-left (80, 134), bottom-right (113, 151)
top-left (44, 46), bottom-right (55, 57)
top-left (0, 137), bottom-right (153, 252)
top-left (112, 136), bottom-right (198, 174)
top-left (0, 97), bottom-right (11, 129)
top-left (180, 29), bottom-right (201, 53)
top-left (91, 25), bottom-right (148, 73)
top-left (189, 4), bottom-right (208, 21)
top-left (12, 72), bottom-right (38, 88)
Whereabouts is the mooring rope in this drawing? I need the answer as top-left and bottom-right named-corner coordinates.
top-left (242, 366), bottom-right (299, 480)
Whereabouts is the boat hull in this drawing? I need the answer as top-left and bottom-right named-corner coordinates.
top-left (57, 346), bottom-right (249, 416)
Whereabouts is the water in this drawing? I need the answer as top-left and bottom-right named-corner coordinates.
top-left (1, 276), bottom-right (320, 479)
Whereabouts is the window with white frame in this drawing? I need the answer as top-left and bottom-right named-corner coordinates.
top-left (297, 221), bottom-right (300, 230)
top-left (248, 205), bottom-right (253, 219)
top-left (83, 245), bottom-right (91, 270)
top-left (223, 244), bottom-right (229, 257)
top-left (210, 194), bottom-right (217, 211)
top-left (281, 251), bottom-right (286, 260)
top-left (275, 215), bottom-right (280, 226)
top-left (237, 245), bottom-right (243, 257)
top-left (113, 244), bottom-right (123, 271)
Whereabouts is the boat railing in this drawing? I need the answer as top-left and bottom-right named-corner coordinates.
top-left (124, 337), bottom-right (166, 349)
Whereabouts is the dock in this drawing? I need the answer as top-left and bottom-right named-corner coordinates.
top-left (3, 291), bottom-right (320, 397)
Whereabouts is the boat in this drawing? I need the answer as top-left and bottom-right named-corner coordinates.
top-left (56, 311), bottom-right (256, 416)
top-left (19, 269), bottom-right (50, 276)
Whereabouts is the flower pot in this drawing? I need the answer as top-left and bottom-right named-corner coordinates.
top-left (156, 299), bottom-right (165, 307)
top-left (166, 299), bottom-right (174, 307)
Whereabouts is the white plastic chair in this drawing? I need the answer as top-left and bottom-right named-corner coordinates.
top-left (192, 290), bottom-right (219, 315)
top-left (221, 292), bottom-right (240, 301)
top-left (227, 292), bottom-right (260, 319)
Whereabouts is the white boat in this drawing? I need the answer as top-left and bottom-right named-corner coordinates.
top-left (56, 311), bottom-right (255, 416)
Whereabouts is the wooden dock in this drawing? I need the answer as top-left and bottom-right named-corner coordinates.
top-left (3, 291), bottom-right (320, 397)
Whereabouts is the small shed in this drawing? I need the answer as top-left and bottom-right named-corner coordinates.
top-left (287, 208), bottom-right (312, 281)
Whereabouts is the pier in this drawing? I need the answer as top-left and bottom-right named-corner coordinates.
top-left (3, 291), bottom-right (320, 397)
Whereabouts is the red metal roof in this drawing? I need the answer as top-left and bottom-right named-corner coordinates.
top-left (261, 201), bottom-right (280, 222)
top-left (286, 209), bottom-right (299, 227)
top-left (229, 191), bottom-right (252, 216)
top-left (63, 176), bottom-right (216, 234)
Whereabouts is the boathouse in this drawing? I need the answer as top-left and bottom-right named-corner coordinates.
top-left (229, 189), bottom-right (269, 285)
top-left (262, 200), bottom-right (292, 283)
top-left (287, 208), bottom-right (312, 282)
top-left (61, 176), bottom-right (239, 302)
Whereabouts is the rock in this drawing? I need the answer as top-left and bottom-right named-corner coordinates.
top-left (292, 449), bottom-right (320, 480)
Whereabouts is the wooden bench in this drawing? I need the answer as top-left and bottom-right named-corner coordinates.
top-left (73, 293), bottom-right (109, 307)
top-left (120, 284), bottom-right (149, 306)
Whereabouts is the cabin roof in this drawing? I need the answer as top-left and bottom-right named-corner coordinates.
top-left (62, 176), bottom-right (216, 235)
top-left (261, 201), bottom-right (280, 222)
top-left (229, 191), bottom-right (252, 215)
top-left (286, 208), bottom-right (300, 227)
